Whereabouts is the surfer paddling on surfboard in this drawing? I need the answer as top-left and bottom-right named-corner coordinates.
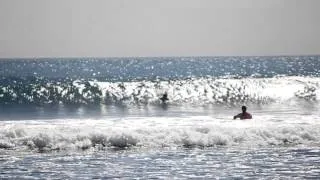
top-left (233, 106), bottom-right (252, 120)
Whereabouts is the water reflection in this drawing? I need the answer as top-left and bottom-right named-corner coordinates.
top-left (1, 102), bottom-right (320, 121)
top-left (1, 147), bottom-right (319, 179)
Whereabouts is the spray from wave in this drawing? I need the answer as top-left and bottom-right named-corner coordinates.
top-left (1, 117), bottom-right (319, 152)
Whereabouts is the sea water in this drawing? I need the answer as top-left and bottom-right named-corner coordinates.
top-left (1, 56), bottom-right (320, 179)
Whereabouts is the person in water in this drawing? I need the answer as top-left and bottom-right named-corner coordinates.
top-left (160, 92), bottom-right (169, 103)
top-left (233, 106), bottom-right (252, 120)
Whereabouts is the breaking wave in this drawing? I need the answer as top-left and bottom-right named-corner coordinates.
top-left (1, 117), bottom-right (319, 152)
top-left (0, 76), bottom-right (319, 106)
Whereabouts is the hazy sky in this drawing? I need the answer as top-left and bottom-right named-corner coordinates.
top-left (0, 0), bottom-right (320, 57)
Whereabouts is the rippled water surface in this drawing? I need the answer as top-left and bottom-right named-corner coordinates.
top-left (1, 147), bottom-right (320, 179)
top-left (1, 57), bottom-right (320, 179)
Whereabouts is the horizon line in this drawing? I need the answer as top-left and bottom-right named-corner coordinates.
top-left (0, 54), bottom-right (320, 59)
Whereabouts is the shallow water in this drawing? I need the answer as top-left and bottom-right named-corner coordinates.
top-left (1, 104), bottom-right (320, 179)
top-left (1, 146), bottom-right (320, 179)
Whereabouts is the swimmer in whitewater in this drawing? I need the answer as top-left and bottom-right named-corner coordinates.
top-left (160, 92), bottom-right (169, 103)
top-left (233, 106), bottom-right (252, 120)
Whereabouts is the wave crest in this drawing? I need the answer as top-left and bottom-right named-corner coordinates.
top-left (0, 76), bottom-right (319, 106)
top-left (1, 120), bottom-right (319, 152)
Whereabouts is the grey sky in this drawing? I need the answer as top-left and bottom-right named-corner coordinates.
top-left (0, 0), bottom-right (319, 57)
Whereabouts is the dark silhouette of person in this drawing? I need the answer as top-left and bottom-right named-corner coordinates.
top-left (160, 92), bottom-right (169, 103)
top-left (233, 106), bottom-right (252, 120)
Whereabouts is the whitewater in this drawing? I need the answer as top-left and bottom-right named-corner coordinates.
top-left (1, 56), bottom-right (320, 179)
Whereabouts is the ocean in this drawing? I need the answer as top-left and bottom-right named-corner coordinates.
top-left (1, 56), bottom-right (320, 179)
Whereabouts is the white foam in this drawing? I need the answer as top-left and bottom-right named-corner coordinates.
top-left (1, 114), bottom-right (320, 152)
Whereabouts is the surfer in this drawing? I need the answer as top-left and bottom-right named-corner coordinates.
top-left (233, 106), bottom-right (252, 120)
top-left (160, 92), bottom-right (169, 103)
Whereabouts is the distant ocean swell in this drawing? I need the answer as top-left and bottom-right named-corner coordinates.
top-left (0, 76), bottom-right (319, 105)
